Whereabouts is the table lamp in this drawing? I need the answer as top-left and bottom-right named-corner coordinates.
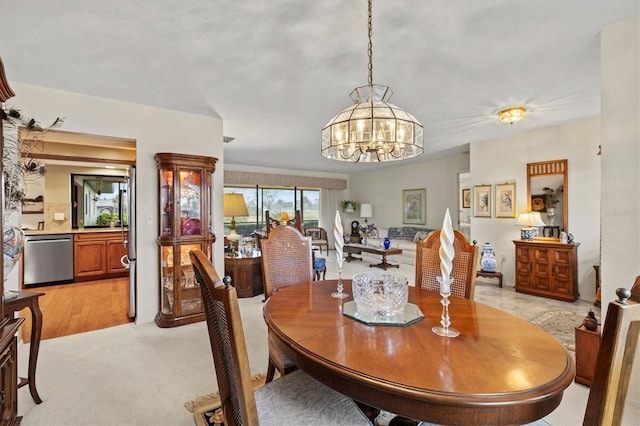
top-left (516, 212), bottom-right (545, 240)
top-left (280, 211), bottom-right (290, 224)
top-left (360, 203), bottom-right (373, 224)
top-left (224, 193), bottom-right (249, 255)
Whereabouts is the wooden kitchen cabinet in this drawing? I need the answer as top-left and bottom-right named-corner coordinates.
top-left (74, 231), bottom-right (129, 280)
top-left (155, 153), bottom-right (217, 328)
top-left (513, 239), bottom-right (580, 302)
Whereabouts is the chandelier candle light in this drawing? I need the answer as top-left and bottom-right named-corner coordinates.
top-left (332, 210), bottom-right (348, 298)
top-left (321, 0), bottom-right (423, 163)
top-left (432, 208), bottom-right (459, 337)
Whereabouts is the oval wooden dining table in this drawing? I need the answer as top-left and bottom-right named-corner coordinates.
top-left (263, 280), bottom-right (575, 426)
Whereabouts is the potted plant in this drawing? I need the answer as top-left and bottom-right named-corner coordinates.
top-left (542, 185), bottom-right (563, 225)
top-left (342, 200), bottom-right (359, 213)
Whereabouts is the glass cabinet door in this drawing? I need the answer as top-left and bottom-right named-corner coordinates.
top-left (159, 242), bottom-right (204, 317)
top-left (179, 168), bottom-right (201, 237)
top-left (160, 169), bottom-right (174, 237)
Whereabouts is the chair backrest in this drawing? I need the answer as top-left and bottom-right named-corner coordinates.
top-left (303, 226), bottom-right (327, 241)
top-left (584, 278), bottom-right (640, 425)
top-left (415, 229), bottom-right (478, 299)
top-left (190, 249), bottom-right (259, 426)
top-left (260, 224), bottom-right (313, 298)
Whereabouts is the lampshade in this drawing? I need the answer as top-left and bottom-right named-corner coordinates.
top-left (321, 0), bottom-right (423, 163)
top-left (516, 212), bottom-right (545, 240)
top-left (498, 106), bottom-right (527, 125)
top-left (224, 193), bottom-right (249, 218)
top-left (280, 212), bottom-right (290, 222)
top-left (360, 204), bottom-right (373, 218)
top-left (224, 193), bottom-right (248, 244)
top-left (516, 212), bottom-right (545, 227)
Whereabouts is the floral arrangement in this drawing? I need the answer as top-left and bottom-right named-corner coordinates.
top-left (542, 185), bottom-right (563, 207)
top-left (2, 107), bottom-right (63, 209)
top-left (359, 223), bottom-right (377, 238)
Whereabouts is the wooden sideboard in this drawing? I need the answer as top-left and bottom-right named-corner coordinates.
top-left (513, 239), bottom-right (580, 302)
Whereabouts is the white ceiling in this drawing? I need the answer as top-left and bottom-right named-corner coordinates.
top-left (1, 0), bottom-right (638, 174)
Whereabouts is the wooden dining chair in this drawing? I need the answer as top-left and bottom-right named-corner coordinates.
top-left (583, 278), bottom-right (640, 426)
top-left (304, 226), bottom-right (329, 254)
top-left (189, 249), bottom-right (370, 426)
top-left (415, 229), bottom-right (479, 299)
top-left (260, 225), bottom-right (314, 382)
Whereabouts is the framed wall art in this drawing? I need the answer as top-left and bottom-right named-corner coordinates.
top-left (495, 182), bottom-right (516, 218)
top-left (473, 184), bottom-right (492, 217)
top-left (462, 188), bottom-right (471, 209)
top-left (402, 188), bottom-right (426, 224)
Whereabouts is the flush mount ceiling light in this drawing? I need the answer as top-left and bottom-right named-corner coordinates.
top-left (498, 106), bottom-right (527, 125)
top-left (321, 0), bottom-right (423, 163)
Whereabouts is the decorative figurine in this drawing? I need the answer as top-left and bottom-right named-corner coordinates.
top-left (583, 309), bottom-right (598, 331)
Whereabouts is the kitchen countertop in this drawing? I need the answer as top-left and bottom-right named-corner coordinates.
top-left (23, 228), bottom-right (128, 236)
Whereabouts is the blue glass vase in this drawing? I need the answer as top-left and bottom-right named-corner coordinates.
top-left (383, 237), bottom-right (391, 250)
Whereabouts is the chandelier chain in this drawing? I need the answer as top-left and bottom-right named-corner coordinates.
top-left (367, 0), bottom-right (373, 87)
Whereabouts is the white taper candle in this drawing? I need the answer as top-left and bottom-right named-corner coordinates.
top-left (334, 210), bottom-right (344, 269)
top-left (439, 208), bottom-right (455, 283)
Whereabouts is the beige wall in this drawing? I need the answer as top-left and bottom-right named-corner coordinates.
top-left (348, 152), bottom-right (470, 230)
top-left (601, 15), bottom-right (640, 417)
top-left (11, 83), bottom-right (224, 324)
top-left (470, 117), bottom-right (602, 300)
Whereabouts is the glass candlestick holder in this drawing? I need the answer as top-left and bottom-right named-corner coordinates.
top-left (331, 266), bottom-right (349, 298)
top-left (432, 276), bottom-right (459, 337)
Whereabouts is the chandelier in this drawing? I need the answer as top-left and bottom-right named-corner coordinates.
top-left (321, 0), bottom-right (423, 163)
top-left (497, 106), bottom-right (526, 124)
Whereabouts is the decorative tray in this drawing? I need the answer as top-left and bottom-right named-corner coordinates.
top-left (342, 301), bottom-right (424, 326)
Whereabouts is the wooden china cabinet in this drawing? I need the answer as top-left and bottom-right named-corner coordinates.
top-left (155, 153), bottom-right (217, 328)
top-left (0, 57), bottom-right (25, 424)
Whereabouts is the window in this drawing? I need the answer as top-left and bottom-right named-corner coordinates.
top-left (224, 185), bottom-right (319, 237)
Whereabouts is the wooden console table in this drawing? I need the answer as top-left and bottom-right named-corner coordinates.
top-left (5, 290), bottom-right (45, 404)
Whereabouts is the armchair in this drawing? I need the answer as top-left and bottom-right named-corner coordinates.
top-left (304, 226), bottom-right (329, 254)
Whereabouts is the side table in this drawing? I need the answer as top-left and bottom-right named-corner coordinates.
top-left (224, 253), bottom-right (264, 298)
top-left (5, 290), bottom-right (45, 404)
top-left (575, 324), bottom-right (601, 386)
top-left (476, 271), bottom-right (503, 288)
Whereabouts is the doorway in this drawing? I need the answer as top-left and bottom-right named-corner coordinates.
top-left (19, 128), bottom-right (136, 339)
top-left (458, 172), bottom-right (471, 241)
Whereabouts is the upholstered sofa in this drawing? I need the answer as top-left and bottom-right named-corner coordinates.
top-left (360, 226), bottom-right (436, 266)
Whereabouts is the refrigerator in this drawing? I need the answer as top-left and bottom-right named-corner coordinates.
top-left (121, 165), bottom-right (137, 318)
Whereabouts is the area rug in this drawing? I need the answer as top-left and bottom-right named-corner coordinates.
top-left (185, 373), bottom-right (267, 426)
top-left (530, 309), bottom-right (587, 352)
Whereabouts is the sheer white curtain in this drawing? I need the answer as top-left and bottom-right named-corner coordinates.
top-left (319, 188), bottom-right (348, 250)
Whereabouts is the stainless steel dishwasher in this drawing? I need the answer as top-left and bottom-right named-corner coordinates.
top-left (24, 234), bottom-right (74, 287)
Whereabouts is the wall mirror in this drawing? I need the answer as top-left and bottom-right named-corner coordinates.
top-left (527, 159), bottom-right (568, 236)
top-left (71, 174), bottom-right (129, 229)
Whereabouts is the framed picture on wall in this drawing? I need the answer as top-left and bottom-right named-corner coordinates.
top-left (402, 188), bottom-right (426, 224)
top-left (495, 182), bottom-right (516, 218)
top-left (462, 188), bottom-right (471, 208)
top-left (473, 184), bottom-right (492, 217)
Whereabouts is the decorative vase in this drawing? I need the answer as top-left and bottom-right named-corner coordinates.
top-left (383, 237), bottom-right (391, 250)
top-left (363, 235), bottom-right (368, 246)
top-left (583, 309), bottom-right (598, 331)
top-left (480, 243), bottom-right (497, 273)
top-left (547, 207), bottom-right (556, 225)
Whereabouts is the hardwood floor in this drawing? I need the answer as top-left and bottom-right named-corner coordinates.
top-left (19, 277), bottom-right (133, 343)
